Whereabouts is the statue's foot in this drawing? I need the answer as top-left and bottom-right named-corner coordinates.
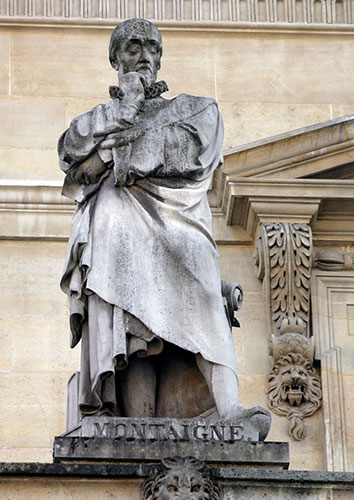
top-left (223, 405), bottom-right (272, 441)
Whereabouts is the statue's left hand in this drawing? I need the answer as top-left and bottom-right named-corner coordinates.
top-left (74, 153), bottom-right (107, 184)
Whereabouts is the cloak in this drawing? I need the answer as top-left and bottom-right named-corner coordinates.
top-left (59, 93), bottom-right (238, 413)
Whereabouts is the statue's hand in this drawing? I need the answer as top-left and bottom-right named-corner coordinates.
top-left (118, 64), bottom-right (145, 108)
top-left (74, 153), bottom-right (107, 184)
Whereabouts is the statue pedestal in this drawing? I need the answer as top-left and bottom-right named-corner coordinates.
top-left (53, 416), bottom-right (289, 469)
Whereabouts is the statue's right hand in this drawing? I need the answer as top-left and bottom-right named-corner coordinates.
top-left (118, 64), bottom-right (145, 107)
top-left (74, 153), bottom-right (107, 184)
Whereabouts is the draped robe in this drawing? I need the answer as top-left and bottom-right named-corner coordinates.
top-left (59, 93), bottom-right (238, 414)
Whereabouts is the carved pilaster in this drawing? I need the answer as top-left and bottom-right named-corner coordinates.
top-left (142, 456), bottom-right (220, 500)
top-left (255, 223), bottom-right (322, 440)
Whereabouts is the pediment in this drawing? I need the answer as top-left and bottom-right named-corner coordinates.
top-left (212, 114), bottom-right (354, 245)
top-left (222, 114), bottom-right (354, 180)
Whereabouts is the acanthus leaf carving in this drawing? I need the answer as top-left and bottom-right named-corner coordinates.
top-left (264, 223), bottom-right (312, 337)
top-left (255, 223), bottom-right (322, 440)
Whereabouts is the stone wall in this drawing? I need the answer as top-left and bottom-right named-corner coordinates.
top-left (2, 24), bottom-right (354, 183)
top-left (1, 13), bottom-right (354, 471)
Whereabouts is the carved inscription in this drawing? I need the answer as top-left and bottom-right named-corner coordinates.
top-left (81, 417), bottom-right (247, 443)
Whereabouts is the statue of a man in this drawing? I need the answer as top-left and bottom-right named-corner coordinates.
top-left (59, 19), bottom-right (260, 421)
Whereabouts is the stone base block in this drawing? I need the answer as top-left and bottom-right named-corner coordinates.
top-left (54, 416), bottom-right (289, 469)
top-left (54, 436), bottom-right (289, 468)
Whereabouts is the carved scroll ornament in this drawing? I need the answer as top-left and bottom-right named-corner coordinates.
top-left (314, 249), bottom-right (354, 271)
top-left (255, 223), bottom-right (322, 440)
top-left (142, 456), bottom-right (220, 500)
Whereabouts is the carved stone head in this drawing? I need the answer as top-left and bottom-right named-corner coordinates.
top-left (266, 353), bottom-right (322, 440)
top-left (142, 457), bottom-right (220, 500)
top-left (109, 18), bottom-right (162, 86)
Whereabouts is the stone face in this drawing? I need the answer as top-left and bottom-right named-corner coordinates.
top-left (142, 456), bottom-right (220, 500)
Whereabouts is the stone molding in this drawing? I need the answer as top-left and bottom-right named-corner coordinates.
top-left (1, 176), bottom-right (353, 245)
top-left (0, 178), bottom-right (225, 240)
top-left (0, 180), bottom-right (73, 240)
top-left (314, 249), bottom-right (354, 271)
top-left (311, 271), bottom-right (354, 471)
top-left (222, 114), bottom-right (354, 245)
top-left (3, 0), bottom-right (354, 32)
top-left (256, 222), bottom-right (322, 440)
top-left (223, 114), bottom-right (354, 180)
top-left (1, 462), bottom-right (354, 499)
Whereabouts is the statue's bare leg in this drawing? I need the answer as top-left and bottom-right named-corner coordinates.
top-left (196, 354), bottom-right (245, 419)
top-left (118, 355), bottom-right (156, 417)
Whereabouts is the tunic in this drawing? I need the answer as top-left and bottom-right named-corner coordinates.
top-left (59, 93), bottom-right (238, 414)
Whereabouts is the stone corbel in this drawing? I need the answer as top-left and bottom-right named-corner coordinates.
top-left (254, 222), bottom-right (322, 440)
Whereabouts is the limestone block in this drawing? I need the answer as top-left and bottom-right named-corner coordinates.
top-left (159, 34), bottom-right (215, 99)
top-left (0, 325), bottom-right (13, 371)
top-left (0, 478), bottom-right (141, 499)
top-left (0, 447), bottom-right (52, 463)
top-left (64, 97), bottom-right (106, 128)
top-left (0, 406), bottom-right (64, 449)
top-left (11, 316), bottom-right (79, 372)
top-left (213, 34), bottom-right (354, 104)
top-left (0, 148), bottom-right (61, 181)
top-left (11, 31), bottom-right (112, 98)
top-left (0, 97), bottom-right (65, 148)
top-left (0, 372), bottom-right (69, 409)
top-left (219, 101), bottom-right (331, 150)
top-left (331, 104), bottom-right (354, 119)
top-left (0, 240), bottom-right (67, 316)
top-left (0, 33), bottom-right (9, 95)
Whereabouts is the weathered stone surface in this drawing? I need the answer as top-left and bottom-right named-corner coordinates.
top-left (78, 416), bottom-right (260, 441)
top-left (54, 435), bottom-right (289, 468)
top-left (59, 18), bottom-right (270, 430)
top-left (1, 462), bottom-right (354, 500)
top-left (142, 456), bottom-right (220, 500)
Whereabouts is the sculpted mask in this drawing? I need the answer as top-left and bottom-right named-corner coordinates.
top-left (266, 353), bottom-right (322, 440)
top-left (142, 457), bottom-right (220, 500)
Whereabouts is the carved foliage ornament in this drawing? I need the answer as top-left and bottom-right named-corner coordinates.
top-left (254, 223), bottom-right (312, 340)
top-left (142, 456), bottom-right (220, 500)
top-left (255, 223), bottom-right (322, 440)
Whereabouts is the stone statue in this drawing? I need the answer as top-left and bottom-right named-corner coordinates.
top-left (59, 18), bottom-right (269, 425)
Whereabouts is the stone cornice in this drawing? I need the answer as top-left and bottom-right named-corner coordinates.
top-left (3, 0), bottom-right (354, 35)
top-left (0, 461), bottom-right (354, 484)
top-left (223, 115), bottom-right (354, 180)
top-left (1, 177), bottom-right (353, 244)
top-left (224, 178), bottom-right (354, 243)
top-left (3, 17), bottom-right (354, 35)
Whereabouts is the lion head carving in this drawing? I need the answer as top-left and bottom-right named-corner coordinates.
top-left (142, 456), bottom-right (220, 500)
top-left (266, 353), bottom-right (322, 440)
